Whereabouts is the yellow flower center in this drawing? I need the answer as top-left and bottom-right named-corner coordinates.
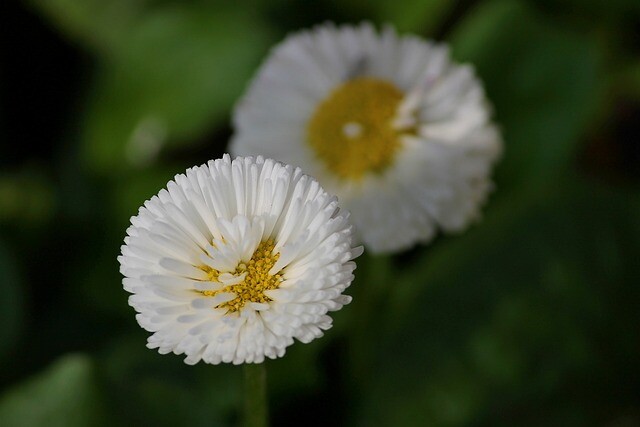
top-left (200, 240), bottom-right (283, 313)
top-left (306, 77), bottom-right (405, 181)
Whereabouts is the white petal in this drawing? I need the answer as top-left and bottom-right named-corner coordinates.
top-left (230, 22), bottom-right (502, 254)
top-left (119, 155), bottom-right (360, 364)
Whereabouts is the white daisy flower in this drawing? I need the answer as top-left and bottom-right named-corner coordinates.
top-left (231, 22), bottom-right (502, 253)
top-left (118, 155), bottom-right (362, 365)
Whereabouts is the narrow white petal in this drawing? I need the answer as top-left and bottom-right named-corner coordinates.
top-left (230, 22), bottom-right (501, 254)
top-left (119, 155), bottom-right (360, 365)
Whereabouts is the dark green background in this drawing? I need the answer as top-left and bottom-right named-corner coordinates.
top-left (1, 0), bottom-right (639, 425)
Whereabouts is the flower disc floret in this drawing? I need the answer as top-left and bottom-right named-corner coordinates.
top-left (200, 240), bottom-right (283, 313)
top-left (307, 77), bottom-right (405, 180)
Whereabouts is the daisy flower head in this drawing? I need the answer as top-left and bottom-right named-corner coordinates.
top-left (118, 155), bottom-right (362, 365)
top-left (231, 22), bottom-right (502, 253)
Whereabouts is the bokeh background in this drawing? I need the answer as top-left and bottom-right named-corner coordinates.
top-left (1, 0), bottom-right (639, 425)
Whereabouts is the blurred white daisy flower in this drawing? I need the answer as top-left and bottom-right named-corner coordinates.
top-left (118, 155), bottom-right (362, 365)
top-left (231, 23), bottom-right (502, 253)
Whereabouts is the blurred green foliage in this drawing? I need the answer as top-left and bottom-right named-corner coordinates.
top-left (0, 355), bottom-right (104, 427)
top-left (31, 0), bottom-right (276, 174)
top-left (451, 0), bottom-right (605, 193)
top-left (0, 240), bottom-right (23, 367)
top-left (1, 0), bottom-right (639, 426)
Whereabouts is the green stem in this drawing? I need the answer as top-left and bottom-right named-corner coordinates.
top-left (243, 363), bottom-right (269, 427)
top-left (350, 254), bottom-right (393, 385)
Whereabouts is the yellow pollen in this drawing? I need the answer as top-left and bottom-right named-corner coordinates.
top-left (199, 240), bottom-right (282, 313)
top-left (306, 77), bottom-right (405, 181)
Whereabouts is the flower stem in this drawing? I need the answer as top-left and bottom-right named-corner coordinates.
top-left (350, 253), bottom-right (393, 385)
top-left (243, 363), bottom-right (269, 427)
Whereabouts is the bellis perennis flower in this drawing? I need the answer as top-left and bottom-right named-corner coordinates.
top-left (231, 22), bottom-right (502, 253)
top-left (118, 155), bottom-right (362, 365)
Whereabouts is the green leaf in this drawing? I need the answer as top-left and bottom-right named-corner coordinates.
top-left (450, 0), bottom-right (605, 194)
top-left (27, 0), bottom-right (152, 53)
top-left (0, 355), bottom-right (105, 427)
top-left (76, 5), bottom-right (274, 174)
